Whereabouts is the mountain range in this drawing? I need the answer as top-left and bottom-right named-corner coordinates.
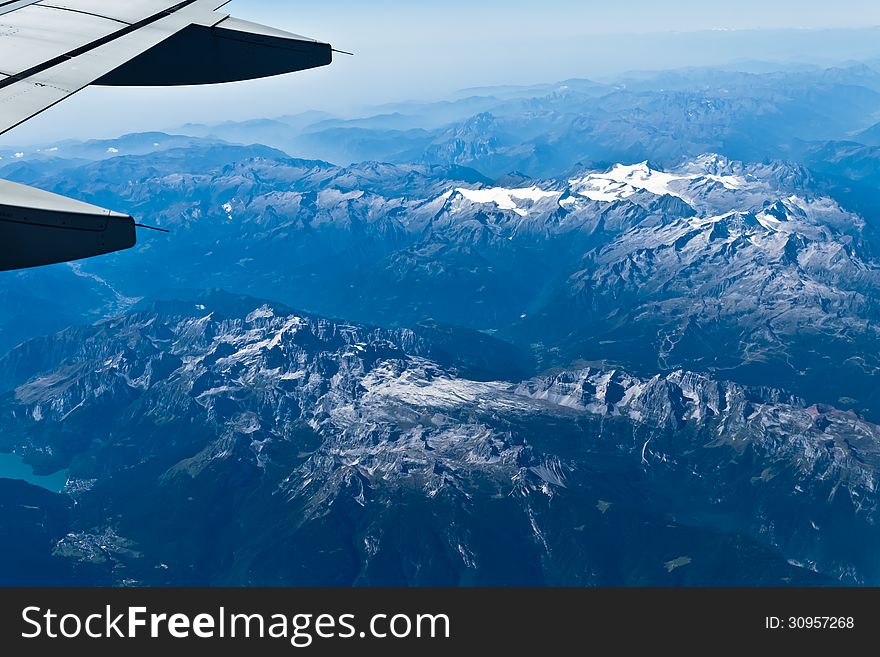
top-left (3, 62), bottom-right (880, 585)
top-left (4, 292), bottom-right (878, 585)
top-left (4, 147), bottom-right (879, 419)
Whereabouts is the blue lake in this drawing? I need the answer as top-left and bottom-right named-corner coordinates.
top-left (0, 452), bottom-right (68, 493)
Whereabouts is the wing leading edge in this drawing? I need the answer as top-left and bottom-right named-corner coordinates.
top-left (0, 0), bottom-right (334, 271)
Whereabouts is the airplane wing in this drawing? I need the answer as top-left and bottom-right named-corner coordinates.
top-left (0, 0), bottom-right (333, 271)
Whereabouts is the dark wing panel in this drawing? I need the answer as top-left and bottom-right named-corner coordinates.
top-left (96, 17), bottom-right (333, 86)
top-left (0, 180), bottom-right (135, 271)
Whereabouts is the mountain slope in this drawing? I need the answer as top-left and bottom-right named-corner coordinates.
top-left (3, 150), bottom-right (879, 419)
top-left (1, 292), bottom-right (877, 585)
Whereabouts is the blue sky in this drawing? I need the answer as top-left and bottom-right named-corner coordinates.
top-left (254, 0), bottom-right (880, 36)
top-left (3, 0), bottom-right (880, 144)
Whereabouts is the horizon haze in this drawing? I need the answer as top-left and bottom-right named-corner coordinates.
top-left (2, 0), bottom-right (880, 145)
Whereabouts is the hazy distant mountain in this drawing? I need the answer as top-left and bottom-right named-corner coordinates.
top-left (0, 132), bottom-right (234, 164)
top-left (151, 65), bottom-right (880, 177)
top-left (859, 121), bottom-right (880, 146)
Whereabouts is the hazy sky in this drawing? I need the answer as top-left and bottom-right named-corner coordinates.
top-left (257, 0), bottom-right (880, 37)
top-left (2, 0), bottom-right (880, 144)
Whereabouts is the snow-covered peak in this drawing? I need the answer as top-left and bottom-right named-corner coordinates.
top-left (449, 157), bottom-right (753, 216)
top-left (684, 153), bottom-right (737, 176)
top-left (454, 185), bottom-right (560, 216)
top-left (443, 157), bottom-right (812, 224)
top-left (246, 305), bottom-right (276, 323)
top-left (569, 160), bottom-right (747, 203)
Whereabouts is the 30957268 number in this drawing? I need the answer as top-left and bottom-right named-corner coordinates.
top-left (765, 616), bottom-right (855, 630)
